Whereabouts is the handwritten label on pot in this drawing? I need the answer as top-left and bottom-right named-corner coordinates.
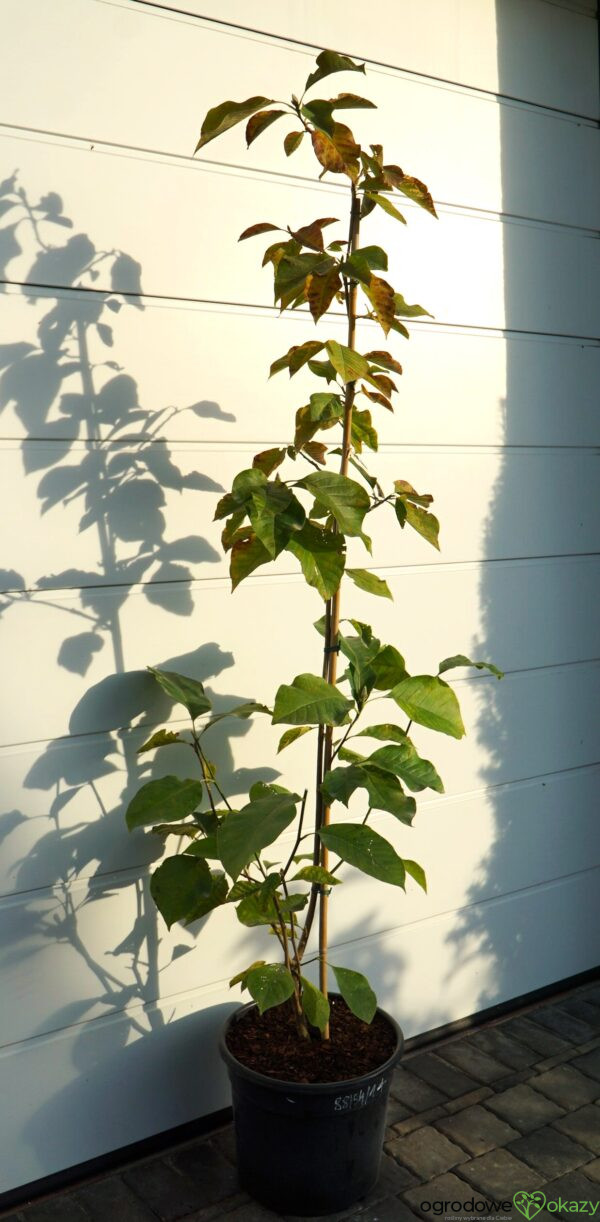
top-left (333, 1076), bottom-right (385, 1112)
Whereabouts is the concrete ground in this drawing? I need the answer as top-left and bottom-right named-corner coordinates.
top-left (4, 981), bottom-right (599, 1222)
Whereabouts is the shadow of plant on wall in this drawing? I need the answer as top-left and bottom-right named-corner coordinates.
top-left (0, 174), bottom-right (278, 1048)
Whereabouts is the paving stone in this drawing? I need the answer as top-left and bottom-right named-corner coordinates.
top-left (504, 1017), bottom-right (572, 1059)
top-left (177, 1200), bottom-right (248, 1222)
top-left (392, 1106), bottom-right (448, 1137)
top-left (406, 1053), bottom-right (479, 1099)
top-left (559, 999), bottom-right (600, 1033)
top-left (124, 1156), bottom-right (208, 1219)
top-left (582, 1158), bottom-right (600, 1183)
top-left (208, 1204), bottom-right (278, 1222)
top-left (436, 1041), bottom-right (511, 1085)
top-left (460, 1147), bottom-right (544, 1195)
top-left (168, 1139), bottom-right (240, 1205)
top-left (73, 1176), bottom-right (159, 1221)
top-left (436, 1104), bottom-right (520, 1157)
top-left (527, 1006), bottom-right (597, 1045)
top-left (209, 1125), bottom-right (237, 1166)
top-left (347, 1198), bottom-right (420, 1221)
top-left (387, 1125), bottom-right (468, 1180)
top-left (443, 1087), bottom-right (494, 1115)
top-left (532, 1066), bottom-right (600, 1110)
top-left (379, 1151), bottom-right (420, 1190)
top-left (571, 1049), bottom-right (600, 1083)
top-left (386, 1094), bottom-right (413, 1125)
top-left (391, 1066), bottom-right (447, 1112)
top-left (544, 1170), bottom-right (600, 1216)
top-left (507, 1125), bottom-right (592, 1179)
top-left (403, 1171), bottom-right (509, 1220)
top-left (469, 1026), bottom-right (539, 1071)
top-left (553, 1104), bottom-right (600, 1154)
top-left (486, 1083), bottom-right (565, 1132)
top-left (19, 1198), bottom-right (88, 1222)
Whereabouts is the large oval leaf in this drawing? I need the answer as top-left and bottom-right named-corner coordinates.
top-left (148, 666), bottom-right (211, 720)
top-left (272, 673), bottom-right (353, 726)
top-left (319, 823), bottom-right (406, 887)
top-left (286, 523), bottom-right (345, 600)
top-left (246, 964), bottom-right (295, 1014)
top-left (150, 855), bottom-right (212, 929)
top-left (368, 742), bottom-right (444, 794)
top-left (195, 96), bottom-right (273, 150)
top-left (126, 776), bottom-right (203, 831)
top-left (331, 965), bottom-right (377, 1023)
top-left (217, 791), bottom-right (300, 880)
top-left (300, 471), bottom-right (370, 538)
top-left (438, 654), bottom-right (504, 679)
top-left (391, 675), bottom-right (465, 739)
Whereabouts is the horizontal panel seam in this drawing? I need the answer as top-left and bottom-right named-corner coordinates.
top-left (1, 280), bottom-right (599, 343)
top-left (0, 861), bottom-right (597, 1054)
top-left (2, 553), bottom-right (600, 599)
top-left (1, 122), bottom-right (599, 236)
top-left (128, 0), bottom-right (600, 125)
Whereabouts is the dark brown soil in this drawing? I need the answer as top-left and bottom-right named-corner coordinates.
top-left (226, 996), bottom-right (397, 1084)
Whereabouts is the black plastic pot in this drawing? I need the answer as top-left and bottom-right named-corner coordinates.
top-left (219, 998), bottom-right (404, 1216)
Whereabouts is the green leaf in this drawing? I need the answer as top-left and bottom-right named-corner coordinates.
top-left (217, 790), bottom-right (300, 880)
top-left (351, 408), bottom-right (378, 453)
top-left (293, 865), bottom-right (340, 886)
top-left (331, 965), bottom-right (377, 1023)
top-left (356, 723), bottom-right (407, 743)
top-left (354, 245), bottom-right (388, 272)
top-left (369, 742), bottom-right (444, 793)
top-left (126, 776), bottom-right (204, 831)
top-left (239, 222), bottom-right (280, 241)
top-left (277, 725), bottom-right (314, 753)
top-left (150, 855), bottom-right (212, 929)
top-left (230, 531), bottom-right (271, 589)
top-left (438, 654), bottom-right (504, 680)
top-left (305, 50), bottom-right (366, 94)
top-left (320, 823), bottom-right (406, 887)
top-left (299, 471), bottom-right (370, 538)
top-left (286, 522), bottom-right (345, 600)
top-left (274, 253), bottom-right (333, 306)
top-left (203, 701), bottom-right (270, 729)
top-left (249, 483), bottom-right (306, 558)
top-left (404, 859), bottom-right (427, 892)
top-left (187, 871), bottom-right (229, 922)
top-left (148, 667), bottom-right (211, 720)
top-left (246, 108), bottom-right (285, 146)
top-left (236, 891), bottom-right (280, 927)
top-left (392, 675), bottom-right (465, 739)
top-left (185, 834), bottom-right (220, 859)
top-left (301, 977), bottom-right (330, 1034)
top-left (366, 192), bottom-right (407, 224)
top-left (325, 339), bottom-right (368, 384)
top-left (393, 292), bottom-right (433, 319)
top-left (270, 340), bottom-right (325, 378)
top-left (295, 392), bottom-right (343, 447)
top-left (347, 568), bottom-right (392, 599)
top-left (229, 960), bottom-right (266, 989)
top-left (284, 130), bottom-right (304, 156)
top-left (137, 729), bottom-right (183, 755)
top-left (371, 644), bottom-right (407, 689)
top-left (246, 963), bottom-right (295, 1014)
top-left (273, 673), bottom-right (353, 726)
top-left (328, 92), bottom-right (376, 110)
top-left (400, 502), bottom-right (440, 550)
top-left (196, 96), bottom-right (273, 150)
top-left (361, 765), bottom-right (416, 823)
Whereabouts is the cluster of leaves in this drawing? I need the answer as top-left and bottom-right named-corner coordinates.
top-left (125, 49), bottom-right (502, 1039)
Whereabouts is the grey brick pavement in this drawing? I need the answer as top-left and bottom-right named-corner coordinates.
top-left (3, 982), bottom-right (599, 1222)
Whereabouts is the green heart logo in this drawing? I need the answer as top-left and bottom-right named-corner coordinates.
top-left (514, 1191), bottom-right (546, 1219)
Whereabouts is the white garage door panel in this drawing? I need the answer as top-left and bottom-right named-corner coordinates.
top-left (2, 288), bottom-right (598, 448)
top-left (3, 134), bottom-right (598, 336)
top-left (2, 443), bottom-right (598, 590)
top-left (1, 557), bottom-right (599, 748)
top-left (1, 760), bottom-right (598, 1051)
top-left (2, 3), bottom-right (597, 228)
top-left (130, 0), bottom-right (599, 118)
top-left (0, 982), bottom-right (235, 1192)
top-left (2, 864), bottom-right (598, 1192)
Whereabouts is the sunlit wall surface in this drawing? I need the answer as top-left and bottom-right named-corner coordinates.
top-left (0, 0), bottom-right (598, 1194)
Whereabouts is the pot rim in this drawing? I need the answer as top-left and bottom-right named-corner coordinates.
top-left (219, 994), bottom-right (404, 1094)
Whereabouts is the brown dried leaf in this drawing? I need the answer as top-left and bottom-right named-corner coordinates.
top-left (307, 266), bottom-right (342, 323)
top-left (363, 274), bottom-right (396, 336)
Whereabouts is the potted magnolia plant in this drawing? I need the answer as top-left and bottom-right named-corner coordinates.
top-left (125, 50), bottom-right (502, 1216)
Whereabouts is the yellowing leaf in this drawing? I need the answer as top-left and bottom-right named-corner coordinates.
top-left (245, 109), bottom-right (285, 146)
top-left (196, 96), bottom-right (273, 150)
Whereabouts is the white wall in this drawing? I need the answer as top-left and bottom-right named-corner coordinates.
top-left (0, 0), bottom-right (598, 1194)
